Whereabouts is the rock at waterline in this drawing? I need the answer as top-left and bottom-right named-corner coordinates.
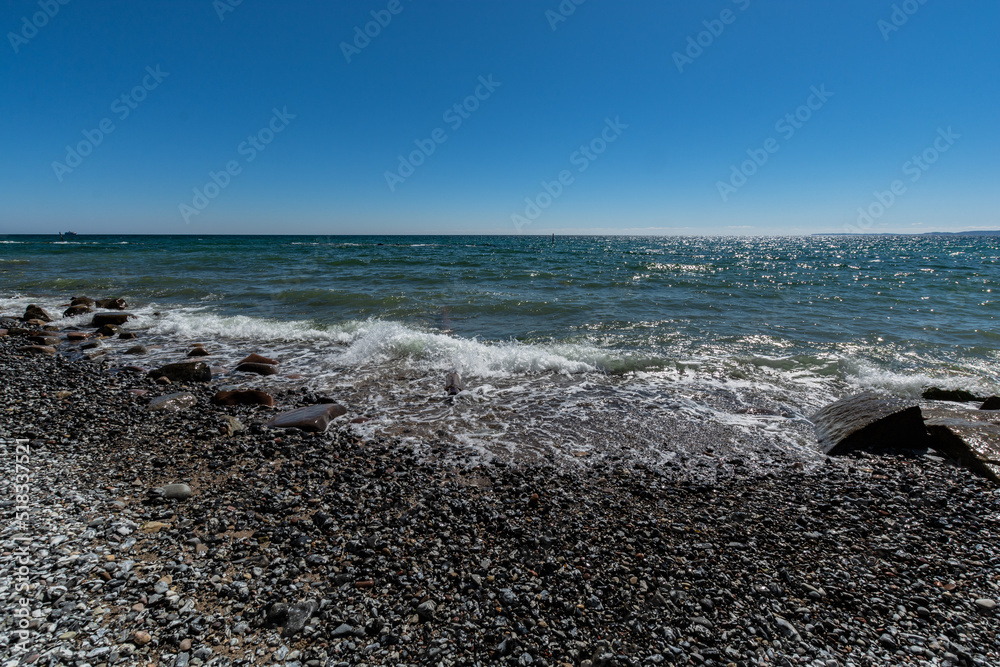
top-left (925, 413), bottom-right (1000, 484)
top-left (90, 312), bottom-right (135, 328)
top-left (148, 361), bottom-right (212, 383)
top-left (124, 345), bottom-right (148, 355)
top-left (29, 335), bottom-right (61, 346)
top-left (95, 297), bottom-right (127, 310)
top-left (97, 325), bottom-right (120, 337)
top-left (235, 362), bottom-right (278, 376)
top-left (70, 296), bottom-right (95, 306)
top-left (63, 304), bottom-right (92, 317)
top-left (238, 353), bottom-right (278, 365)
top-left (23, 304), bottom-right (53, 322)
top-left (445, 371), bottom-right (463, 395)
top-left (118, 331), bottom-right (137, 340)
top-left (922, 386), bottom-right (981, 403)
top-left (811, 393), bottom-right (930, 456)
top-left (146, 392), bottom-right (197, 412)
top-left (980, 396), bottom-right (1000, 411)
top-left (211, 389), bottom-right (275, 407)
top-left (265, 403), bottom-right (347, 433)
top-left (187, 347), bottom-right (210, 357)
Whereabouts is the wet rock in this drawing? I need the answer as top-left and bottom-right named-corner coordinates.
top-left (71, 296), bottom-right (95, 306)
top-left (265, 404), bottom-right (347, 433)
top-left (124, 345), bottom-right (148, 355)
top-left (147, 392), bottom-right (197, 412)
top-left (211, 389), bottom-right (275, 407)
top-left (65, 331), bottom-right (91, 341)
top-left (28, 335), bottom-right (60, 346)
top-left (925, 414), bottom-right (1000, 483)
top-left (23, 304), bottom-right (53, 322)
top-left (95, 297), bottom-right (128, 310)
top-left (63, 304), bottom-right (92, 317)
top-left (235, 362), bottom-right (279, 375)
top-left (445, 370), bottom-right (463, 395)
top-left (980, 396), bottom-right (1000, 410)
top-left (283, 600), bottom-right (318, 637)
top-left (149, 361), bottom-right (212, 383)
top-left (187, 347), bottom-right (210, 357)
top-left (811, 392), bottom-right (930, 455)
top-left (923, 387), bottom-right (980, 402)
top-left (91, 312), bottom-right (134, 327)
top-left (119, 331), bottom-right (138, 340)
top-left (97, 324), bottom-right (120, 337)
top-left (238, 353), bottom-right (278, 365)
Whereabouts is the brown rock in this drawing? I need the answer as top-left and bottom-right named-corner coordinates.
top-left (238, 353), bottom-right (278, 365)
top-left (132, 630), bottom-right (152, 645)
top-left (29, 335), bottom-right (60, 346)
top-left (24, 318), bottom-right (49, 327)
top-left (63, 304), bottom-right (92, 317)
top-left (71, 296), bottom-right (95, 306)
top-left (265, 403), bottom-right (347, 433)
top-left (17, 345), bottom-right (57, 355)
top-left (23, 304), bottom-right (53, 322)
top-left (187, 347), bottom-right (210, 357)
top-left (65, 332), bottom-right (90, 341)
top-left (211, 389), bottom-right (275, 407)
top-left (235, 362), bottom-right (279, 376)
top-left (95, 297), bottom-right (127, 310)
top-left (0, 329), bottom-right (7, 337)
top-left (118, 332), bottom-right (137, 340)
top-left (91, 312), bottom-right (134, 327)
top-left (148, 361), bottom-right (212, 383)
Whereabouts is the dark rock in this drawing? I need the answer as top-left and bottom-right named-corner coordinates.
top-left (147, 393), bottom-right (197, 412)
top-left (265, 404), bottom-right (347, 432)
top-left (238, 353), bottom-right (278, 365)
top-left (63, 304), bottom-right (92, 317)
top-left (980, 396), bottom-right (1000, 411)
top-left (124, 345), bottom-right (148, 355)
top-left (925, 413), bottom-right (1000, 483)
top-left (28, 335), bottom-right (60, 346)
top-left (331, 623), bottom-right (355, 638)
top-left (445, 371), bottom-right (463, 395)
top-left (97, 324), bottom-right (120, 337)
top-left (211, 389), bottom-right (275, 407)
top-left (23, 304), bottom-right (53, 322)
top-left (187, 347), bottom-right (210, 357)
top-left (118, 332), bottom-right (138, 340)
top-left (811, 392), bottom-right (930, 455)
top-left (70, 296), bottom-right (95, 306)
top-left (65, 332), bottom-right (91, 341)
top-left (923, 386), bottom-right (980, 402)
top-left (17, 345), bottom-right (57, 355)
top-left (91, 312), bottom-right (134, 327)
top-left (234, 362), bottom-right (278, 376)
top-left (148, 362), bottom-right (212, 383)
top-left (283, 600), bottom-right (317, 637)
top-left (95, 297), bottom-right (128, 310)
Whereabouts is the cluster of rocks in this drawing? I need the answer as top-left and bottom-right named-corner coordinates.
top-left (1, 315), bottom-right (999, 666)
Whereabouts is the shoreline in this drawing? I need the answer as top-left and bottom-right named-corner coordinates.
top-left (1, 317), bottom-right (999, 666)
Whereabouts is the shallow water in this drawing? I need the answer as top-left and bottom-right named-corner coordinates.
top-left (3, 234), bottom-right (998, 471)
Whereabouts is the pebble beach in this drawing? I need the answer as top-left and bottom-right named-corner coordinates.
top-left (2, 313), bottom-right (999, 667)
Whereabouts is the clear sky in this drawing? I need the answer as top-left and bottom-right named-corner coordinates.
top-left (2, 0), bottom-right (997, 235)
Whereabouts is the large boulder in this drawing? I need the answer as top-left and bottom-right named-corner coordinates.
top-left (980, 397), bottom-right (1000, 411)
top-left (23, 304), bottom-right (53, 322)
top-left (148, 362), bottom-right (212, 383)
top-left (925, 413), bottom-right (1000, 484)
top-left (235, 362), bottom-right (278, 376)
top-left (211, 389), bottom-right (275, 407)
top-left (63, 304), bottom-right (92, 317)
top-left (811, 393), bottom-right (930, 456)
top-left (265, 404), bottom-right (347, 433)
top-left (91, 312), bottom-right (134, 328)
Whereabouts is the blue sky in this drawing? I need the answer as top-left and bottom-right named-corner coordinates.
top-left (2, 0), bottom-right (997, 235)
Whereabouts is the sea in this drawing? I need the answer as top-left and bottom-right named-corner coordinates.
top-left (2, 234), bottom-right (998, 476)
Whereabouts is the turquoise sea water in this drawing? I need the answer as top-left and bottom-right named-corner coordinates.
top-left (2, 234), bottom-right (998, 470)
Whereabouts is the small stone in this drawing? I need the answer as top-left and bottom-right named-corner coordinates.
top-left (133, 630), bottom-right (152, 645)
top-left (283, 600), bottom-right (318, 637)
top-left (162, 483), bottom-right (193, 500)
top-left (974, 598), bottom-right (996, 612)
top-left (146, 393), bottom-right (197, 412)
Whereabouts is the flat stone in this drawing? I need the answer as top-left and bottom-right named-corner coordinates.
top-left (238, 353), bottom-right (278, 365)
top-left (975, 598), bottom-right (996, 612)
top-left (211, 389), bottom-right (275, 407)
top-left (811, 393), bottom-right (930, 456)
top-left (235, 362), bottom-right (279, 375)
top-left (266, 403), bottom-right (347, 433)
top-left (149, 361), bottom-right (212, 383)
top-left (17, 345), bottom-right (57, 355)
top-left (91, 312), bottom-right (135, 327)
top-left (65, 331), bottom-right (91, 341)
top-left (147, 392), bottom-right (197, 412)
